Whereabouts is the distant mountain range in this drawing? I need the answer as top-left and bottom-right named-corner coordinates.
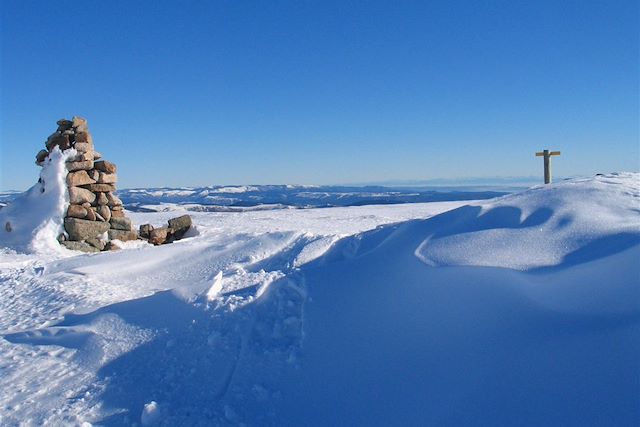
top-left (1, 184), bottom-right (522, 212)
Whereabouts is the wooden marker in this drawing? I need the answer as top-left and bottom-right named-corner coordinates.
top-left (535, 149), bottom-right (561, 184)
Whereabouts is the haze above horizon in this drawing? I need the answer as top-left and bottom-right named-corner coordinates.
top-left (1, 0), bottom-right (638, 190)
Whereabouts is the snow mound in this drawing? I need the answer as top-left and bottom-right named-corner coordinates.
top-left (0, 148), bottom-right (75, 255)
top-left (415, 172), bottom-right (640, 270)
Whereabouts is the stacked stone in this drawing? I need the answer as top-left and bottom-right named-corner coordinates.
top-left (36, 116), bottom-right (138, 252)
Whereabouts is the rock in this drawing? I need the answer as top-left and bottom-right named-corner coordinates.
top-left (93, 208), bottom-right (106, 222)
top-left (64, 217), bottom-right (110, 241)
top-left (68, 186), bottom-right (96, 204)
top-left (97, 192), bottom-right (109, 205)
top-left (93, 151), bottom-right (102, 160)
top-left (35, 149), bottom-right (49, 165)
top-left (168, 215), bottom-right (192, 240)
top-left (67, 204), bottom-right (88, 219)
top-left (67, 151), bottom-right (94, 162)
top-left (107, 193), bottom-right (123, 207)
top-left (110, 216), bottom-right (132, 231)
top-left (97, 172), bottom-right (117, 184)
top-left (94, 160), bottom-right (117, 174)
top-left (85, 208), bottom-right (97, 221)
top-left (46, 133), bottom-right (71, 151)
top-left (5, 221), bottom-right (12, 232)
top-left (72, 116), bottom-right (87, 128)
top-left (111, 210), bottom-right (125, 218)
top-left (104, 241), bottom-right (121, 251)
top-left (61, 240), bottom-right (100, 253)
top-left (98, 205), bottom-right (111, 222)
top-left (82, 183), bottom-right (116, 193)
top-left (57, 233), bottom-right (66, 242)
top-left (85, 238), bottom-right (105, 251)
top-left (66, 160), bottom-right (94, 171)
top-left (75, 131), bottom-right (92, 144)
top-left (66, 170), bottom-right (95, 186)
top-left (88, 169), bottom-right (99, 181)
top-left (111, 205), bottom-right (123, 211)
top-left (56, 119), bottom-right (73, 130)
top-left (74, 142), bottom-right (93, 153)
top-left (139, 224), bottom-right (154, 239)
top-left (108, 229), bottom-right (138, 242)
top-left (148, 227), bottom-right (169, 245)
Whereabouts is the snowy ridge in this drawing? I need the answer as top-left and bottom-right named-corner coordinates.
top-left (0, 173), bottom-right (638, 425)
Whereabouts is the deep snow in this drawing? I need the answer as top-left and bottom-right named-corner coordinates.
top-left (0, 173), bottom-right (638, 426)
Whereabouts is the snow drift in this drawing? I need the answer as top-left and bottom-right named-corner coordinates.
top-left (0, 173), bottom-right (638, 426)
top-left (415, 172), bottom-right (640, 270)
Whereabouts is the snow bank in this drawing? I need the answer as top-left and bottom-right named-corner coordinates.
top-left (416, 172), bottom-right (640, 270)
top-left (0, 148), bottom-right (74, 255)
top-left (1, 174), bottom-right (638, 425)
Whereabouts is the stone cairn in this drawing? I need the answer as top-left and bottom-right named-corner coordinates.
top-left (36, 116), bottom-right (191, 252)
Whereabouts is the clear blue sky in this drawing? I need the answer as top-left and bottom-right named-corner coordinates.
top-left (1, 0), bottom-right (638, 190)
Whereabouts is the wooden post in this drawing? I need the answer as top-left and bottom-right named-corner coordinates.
top-left (535, 150), bottom-right (561, 184)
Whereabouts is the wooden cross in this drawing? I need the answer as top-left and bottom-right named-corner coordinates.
top-left (535, 149), bottom-right (561, 184)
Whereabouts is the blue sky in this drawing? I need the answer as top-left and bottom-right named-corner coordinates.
top-left (1, 0), bottom-right (638, 190)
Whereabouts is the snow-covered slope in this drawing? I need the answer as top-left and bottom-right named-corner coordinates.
top-left (0, 173), bottom-right (638, 426)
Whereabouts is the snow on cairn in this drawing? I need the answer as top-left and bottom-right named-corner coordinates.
top-left (0, 147), bottom-right (74, 254)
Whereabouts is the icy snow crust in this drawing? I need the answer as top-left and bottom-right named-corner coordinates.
top-left (0, 173), bottom-right (638, 426)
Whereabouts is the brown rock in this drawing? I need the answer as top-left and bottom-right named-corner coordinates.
top-left (98, 205), bottom-right (111, 222)
top-left (82, 183), bottom-right (116, 193)
top-left (75, 131), bottom-right (92, 144)
top-left (72, 116), bottom-right (87, 128)
top-left (67, 151), bottom-right (94, 162)
top-left (85, 208), bottom-right (97, 221)
top-left (149, 227), bottom-right (169, 245)
top-left (93, 151), bottom-right (102, 160)
top-left (97, 172), bottom-right (117, 184)
top-left (66, 170), bottom-right (95, 187)
top-left (68, 186), bottom-right (96, 204)
top-left (85, 238), bottom-right (105, 251)
top-left (110, 210), bottom-right (125, 218)
top-left (57, 119), bottom-right (73, 130)
top-left (35, 149), bottom-right (49, 165)
top-left (168, 215), bottom-right (192, 240)
top-left (139, 224), bottom-right (154, 239)
top-left (110, 217), bottom-right (132, 231)
top-left (88, 169), bottom-right (100, 181)
top-left (64, 217), bottom-right (110, 241)
top-left (67, 204), bottom-right (88, 219)
top-left (104, 241), bottom-right (121, 251)
top-left (74, 142), bottom-right (93, 153)
top-left (108, 229), bottom-right (138, 242)
top-left (93, 208), bottom-right (106, 222)
top-left (61, 240), bottom-right (100, 253)
top-left (46, 134), bottom-right (71, 151)
top-left (66, 160), bottom-right (94, 172)
top-left (107, 193), bottom-right (123, 207)
top-left (96, 192), bottom-right (108, 205)
top-left (111, 205), bottom-right (124, 211)
top-left (94, 160), bottom-right (117, 174)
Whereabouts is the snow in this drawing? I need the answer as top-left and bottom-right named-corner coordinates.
top-left (0, 147), bottom-right (75, 256)
top-left (416, 172), bottom-right (640, 270)
top-left (0, 173), bottom-right (638, 426)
